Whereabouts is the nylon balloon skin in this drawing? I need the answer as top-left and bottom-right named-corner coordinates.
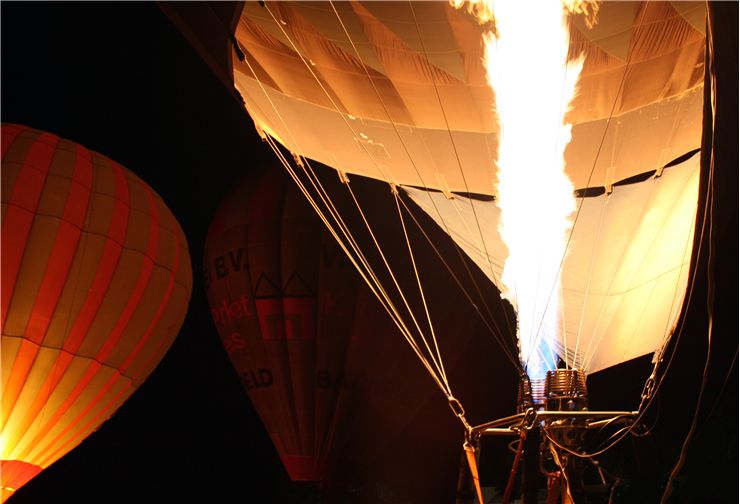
top-left (229, 1), bottom-right (704, 377)
top-left (232, 1), bottom-right (705, 194)
top-left (0, 124), bottom-right (192, 501)
top-left (203, 169), bottom-right (363, 482)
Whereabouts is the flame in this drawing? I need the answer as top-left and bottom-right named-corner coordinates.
top-left (455, 0), bottom-right (587, 379)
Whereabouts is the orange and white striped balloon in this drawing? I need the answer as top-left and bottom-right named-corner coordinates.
top-left (1, 123), bottom-right (192, 501)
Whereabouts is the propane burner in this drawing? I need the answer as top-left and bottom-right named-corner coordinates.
top-left (544, 368), bottom-right (588, 412)
top-left (474, 368), bottom-right (636, 504)
top-left (542, 369), bottom-right (589, 453)
top-left (516, 373), bottom-right (534, 412)
top-left (517, 373), bottom-right (546, 412)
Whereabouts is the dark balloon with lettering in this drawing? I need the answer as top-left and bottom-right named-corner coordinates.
top-left (204, 168), bottom-right (365, 482)
top-left (242, 368), bottom-right (273, 390)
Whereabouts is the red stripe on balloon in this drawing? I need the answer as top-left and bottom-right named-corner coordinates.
top-left (282, 297), bottom-right (316, 340)
top-left (0, 142), bottom-right (92, 433)
top-left (24, 144), bottom-right (93, 345)
top-left (1, 131), bottom-right (58, 327)
top-left (37, 376), bottom-right (132, 469)
top-left (0, 341), bottom-right (38, 429)
top-left (7, 155), bottom-right (129, 461)
top-left (10, 162), bottom-right (131, 462)
top-left (30, 183), bottom-right (168, 467)
top-left (255, 298), bottom-right (286, 340)
top-left (94, 185), bottom-right (159, 361)
top-left (119, 202), bottom-right (180, 374)
top-left (1, 132), bottom-right (60, 426)
top-left (36, 197), bottom-right (182, 468)
top-left (1, 123), bottom-right (24, 158)
top-left (61, 161), bottom-right (130, 353)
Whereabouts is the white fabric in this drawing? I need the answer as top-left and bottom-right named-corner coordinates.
top-left (404, 155), bottom-right (699, 373)
top-left (232, 1), bottom-right (705, 375)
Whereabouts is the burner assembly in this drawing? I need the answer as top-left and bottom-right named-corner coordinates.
top-left (542, 369), bottom-right (589, 452)
top-left (464, 368), bottom-right (639, 504)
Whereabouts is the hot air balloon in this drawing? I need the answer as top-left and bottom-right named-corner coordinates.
top-left (162, 1), bottom-right (736, 501)
top-left (1, 124), bottom-right (193, 501)
top-left (203, 168), bottom-right (367, 482)
top-left (204, 165), bottom-right (517, 500)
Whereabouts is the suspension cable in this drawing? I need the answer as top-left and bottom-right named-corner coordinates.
top-left (264, 133), bottom-right (453, 395)
top-left (393, 191), bottom-right (450, 388)
top-left (398, 196), bottom-right (521, 367)
top-left (407, 1), bottom-right (514, 337)
top-left (238, 5), bottom-right (455, 396)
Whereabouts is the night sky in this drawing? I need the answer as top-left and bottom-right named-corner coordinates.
top-left (2, 3), bottom-right (290, 502)
top-left (2, 2), bottom-right (737, 504)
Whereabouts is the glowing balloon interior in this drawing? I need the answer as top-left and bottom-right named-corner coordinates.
top-left (230, 1), bottom-right (703, 384)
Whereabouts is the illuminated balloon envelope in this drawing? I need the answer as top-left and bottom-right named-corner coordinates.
top-left (229, 1), bottom-right (704, 377)
top-left (159, 0), bottom-right (732, 498)
top-left (203, 169), bottom-right (364, 482)
top-left (1, 124), bottom-right (193, 501)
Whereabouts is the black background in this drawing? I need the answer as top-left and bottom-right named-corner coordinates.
top-left (3, 3), bottom-right (290, 502)
top-left (2, 2), bottom-right (737, 503)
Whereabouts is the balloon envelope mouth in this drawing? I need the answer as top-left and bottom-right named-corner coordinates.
top-left (281, 454), bottom-right (326, 482)
top-left (1, 459), bottom-right (43, 498)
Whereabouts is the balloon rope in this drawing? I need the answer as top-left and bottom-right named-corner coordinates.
top-left (544, 422), bottom-right (633, 459)
top-left (660, 320), bottom-right (713, 504)
top-left (398, 196), bottom-right (520, 367)
top-left (580, 60), bottom-right (691, 370)
top-left (524, 254), bottom-right (560, 376)
top-left (547, 442), bottom-right (575, 503)
top-left (318, 172), bottom-right (453, 393)
top-left (327, 0), bottom-right (517, 361)
top-left (340, 181), bottom-right (453, 391)
top-left (661, 44), bottom-right (718, 495)
top-left (449, 197), bottom-right (505, 297)
top-left (582, 233), bottom-right (657, 369)
top-left (655, 88), bottom-right (687, 177)
top-left (652, 145), bottom-right (699, 358)
top-left (237, 14), bottom-right (454, 396)
top-left (238, 8), bottom-right (417, 344)
top-left (255, 1), bottom-right (509, 395)
top-left (393, 191), bottom-right (451, 389)
top-left (406, 1), bottom-right (516, 340)
top-left (630, 101), bottom-right (715, 437)
top-left (259, 4), bottom-right (394, 184)
top-left (559, 282), bottom-right (569, 369)
top-left (263, 133), bottom-right (452, 395)
top-left (694, 348), bottom-right (737, 441)
top-left (573, 197), bottom-right (608, 369)
top-left (239, 56), bottom-right (446, 385)
top-left (406, 1), bottom-right (504, 296)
